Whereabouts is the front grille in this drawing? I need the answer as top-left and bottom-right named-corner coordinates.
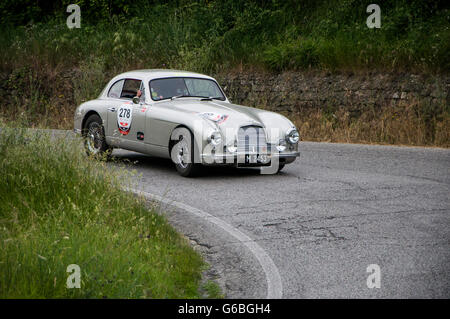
top-left (237, 125), bottom-right (267, 154)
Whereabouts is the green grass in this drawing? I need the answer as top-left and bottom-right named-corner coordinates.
top-left (0, 1), bottom-right (447, 145)
top-left (262, 0), bottom-right (449, 72)
top-left (0, 1), bottom-right (448, 74)
top-left (0, 127), bottom-right (215, 298)
top-left (201, 280), bottom-right (224, 299)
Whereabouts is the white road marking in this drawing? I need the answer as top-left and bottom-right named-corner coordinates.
top-left (128, 188), bottom-right (283, 299)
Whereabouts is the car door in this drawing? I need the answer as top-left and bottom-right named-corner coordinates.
top-left (105, 78), bottom-right (148, 150)
top-left (105, 79), bottom-right (125, 146)
top-left (121, 81), bottom-right (148, 146)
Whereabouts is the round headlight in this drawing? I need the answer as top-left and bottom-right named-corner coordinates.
top-left (286, 129), bottom-right (300, 144)
top-left (209, 131), bottom-right (222, 146)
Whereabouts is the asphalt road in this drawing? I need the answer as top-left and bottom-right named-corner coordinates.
top-left (113, 141), bottom-right (449, 298)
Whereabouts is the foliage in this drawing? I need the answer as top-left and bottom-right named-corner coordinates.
top-left (292, 100), bottom-right (450, 147)
top-left (0, 0), bottom-right (448, 146)
top-left (0, 128), bottom-right (209, 298)
top-left (0, 0), bottom-right (448, 73)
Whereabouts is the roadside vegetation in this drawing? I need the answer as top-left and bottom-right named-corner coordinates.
top-left (291, 102), bottom-right (450, 147)
top-left (1, 1), bottom-right (448, 73)
top-left (0, 127), bottom-right (219, 298)
top-left (0, 0), bottom-right (448, 146)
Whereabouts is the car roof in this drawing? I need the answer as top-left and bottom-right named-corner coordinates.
top-left (99, 69), bottom-right (221, 99)
top-left (114, 69), bottom-right (215, 82)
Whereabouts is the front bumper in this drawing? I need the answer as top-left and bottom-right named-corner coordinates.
top-left (201, 150), bottom-right (300, 166)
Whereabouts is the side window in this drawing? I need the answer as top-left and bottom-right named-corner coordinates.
top-left (108, 79), bottom-right (124, 99)
top-left (139, 82), bottom-right (145, 101)
top-left (120, 79), bottom-right (142, 99)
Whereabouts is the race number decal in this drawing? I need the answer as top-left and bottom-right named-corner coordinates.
top-left (198, 112), bottom-right (229, 124)
top-left (117, 103), bottom-right (133, 135)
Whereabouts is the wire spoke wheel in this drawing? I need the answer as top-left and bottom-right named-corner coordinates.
top-left (86, 123), bottom-right (103, 155)
top-left (83, 114), bottom-right (111, 158)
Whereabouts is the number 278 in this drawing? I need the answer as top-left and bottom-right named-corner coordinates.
top-left (119, 108), bottom-right (131, 118)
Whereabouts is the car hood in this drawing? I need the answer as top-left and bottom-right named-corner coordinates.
top-left (160, 98), bottom-right (295, 144)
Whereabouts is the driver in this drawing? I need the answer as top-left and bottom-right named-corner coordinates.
top-left (151, 85), bottom-right (163, 100)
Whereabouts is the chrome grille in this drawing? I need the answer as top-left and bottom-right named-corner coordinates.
top-left (237, 126), bottom-right (267, 154)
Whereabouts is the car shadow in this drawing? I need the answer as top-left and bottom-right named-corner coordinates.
top-left (109, 149), bottom-right (286, 178)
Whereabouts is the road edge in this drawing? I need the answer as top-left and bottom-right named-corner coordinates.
top-left (127, 188), bottom-right (283, 299)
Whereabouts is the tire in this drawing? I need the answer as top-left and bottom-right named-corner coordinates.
top-left (277, 163), bottom-right (285, 173)
top-left (170, 127), bottom-right (201, 177)
top-left (82, 114), bottom-right (112, 158)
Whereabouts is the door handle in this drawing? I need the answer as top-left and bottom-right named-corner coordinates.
top-left (107, 107), bottom-right (116, 112)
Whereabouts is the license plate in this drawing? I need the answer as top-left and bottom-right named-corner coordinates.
top-left (245, 154), bottom-right (259, 164)
top-left (245, 154), bottom-right (270, 164)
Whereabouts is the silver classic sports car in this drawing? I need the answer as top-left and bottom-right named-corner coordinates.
top-left (74, 70), bottom-right (300, 176)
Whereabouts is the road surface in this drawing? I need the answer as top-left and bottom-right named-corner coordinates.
top-left (113, 141), bottom-right (449, 298)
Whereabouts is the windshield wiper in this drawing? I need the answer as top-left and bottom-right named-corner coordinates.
top-left (171, 95), bottom-right (190, 100)
top-left (171, 95), bottom-right (223, 101)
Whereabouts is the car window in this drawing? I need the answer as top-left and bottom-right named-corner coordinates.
top-left (120, 79), bottom-right (142, 99)
top-left (184, 78), bottom-right (223, 99)
top-left (108, 79), bottom-right (124, 99)
top-left (139, 81), bottom-right (145, 101)
top-left (149, 77), bottom-right (225, 101)
top-left (150, 78), bottom-right (189, 101)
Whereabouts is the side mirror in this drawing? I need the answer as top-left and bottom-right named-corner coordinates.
top-left (132, 96), bottom-right (140, 104)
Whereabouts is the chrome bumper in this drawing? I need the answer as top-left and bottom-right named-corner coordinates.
top-left (201, 150), bottom-right (300, 166)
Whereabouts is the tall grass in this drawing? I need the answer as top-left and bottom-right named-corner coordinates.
top-left (262, 0), bottom-right (449, 72)
top-left (0, 128), bottom-right (209, 298)
top-left (0, 1), bottom-right (448, 74)
top-left (0, 1), bottom-right (447, 145)
top-left (292, 100), bottom-right (450, 147)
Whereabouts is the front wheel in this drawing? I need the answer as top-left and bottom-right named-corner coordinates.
top-left (83, 114), bottom-right (112, 158)
top-left (170, 127), bottom-right (201, 177)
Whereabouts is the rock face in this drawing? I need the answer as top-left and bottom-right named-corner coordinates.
top-left (215, 72), bottom-right (449, 113)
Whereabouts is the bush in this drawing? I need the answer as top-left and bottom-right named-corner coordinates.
top-left (1, 1), bottom-right (448, 74)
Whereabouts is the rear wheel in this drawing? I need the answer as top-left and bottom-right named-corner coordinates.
top-left (170, 127), bottom-right (201, 177)
top-left (83, 114), bottom-right (112, 158)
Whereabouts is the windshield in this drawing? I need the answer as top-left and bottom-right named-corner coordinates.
top-left (149, 77), bottom-right (225, 101)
